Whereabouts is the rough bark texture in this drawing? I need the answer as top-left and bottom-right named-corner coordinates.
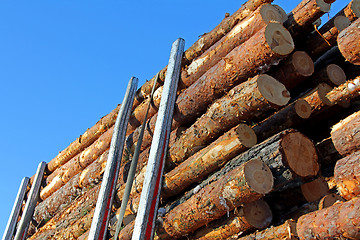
top-left (169, 74), bottom-right (290, 166)
top-left (331, 110), bottom-right (360, 156)
top-left (338, 18), bottom-right (360, 65)
top-left (303, 83), bottom-right (333, 114)
top-left (296, 196), bottom-right (360, 240)
top-left (334, 150), bottom-right (360, 200)
top-left (47, 104), bottom-right (119, 173)
top-left (160, 160), bottom-right (273, 238)
top-left (237, 219), bottom-right (297, 240)
top-left (126, 22), bottom-right (294, 152)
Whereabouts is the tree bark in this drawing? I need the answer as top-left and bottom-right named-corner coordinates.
top-left (303, 83), bottom-right (333, 113)
top-left (338, 18), bottom-right (360, 65)
top-left (169, 74), bottom-right (290, 166)
top-left (334, 150), bottom-right (360, 200)
top-left (296, 196), bottom-right (360, 240)
top-left (331, 110), bottom-right (360, 156)
top-left (160, 160), bottom-right (273, 238)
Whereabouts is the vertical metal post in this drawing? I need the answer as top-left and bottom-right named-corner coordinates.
top-left (2, 177), bottom-right (30, 240)
top-left (88, 76), bottom-right (138, 240)
top-left (132, 38), bottom-right (185, 240)
top-left (14, 162), bottom-right (46, 240)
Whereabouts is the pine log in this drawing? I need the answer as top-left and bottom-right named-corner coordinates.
top-left (300, 177), bottom-right (331, 202)
top-left (334, 150), bottom-right (360, 200)
top-left (303, 83), bottom-right (333, 113)
top-left (296, 196), bottom-right (360, 240)
top-left (338, 18), bottom-right (360, 65)
top-left (315, 137), bottom-right (342, 170)
top-left (269, 51), bottom-right (314, 90)
top-left (311, 64), bottom-right (346, 86)
top-left (188, 200), bottom-right (272, 240)
top-left (169, 74), bottom-right (290, 166)
top-left (160, 159), bottom-right (273, 238)
top-left (331, 110), bottom-right (360, 156)
top-left (318, 193), bottom-right (345, 210)
top-left (46, 104), bottom-right (119, 173)
top-left (237, 219), bottom-right (297, 240)
top-left (126, 22), bottom-right (294, 152)
top-left (181, 4), bottom-right (286, 88)
top-left (325, 76), bottom-right (360, 106)
top-left (284, 0), bottom-right (330, 41)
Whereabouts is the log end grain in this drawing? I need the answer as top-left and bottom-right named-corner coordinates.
top-left (316, 0), bottom-right (331, 13)
top-left (334, 15), bottom-right (351, 32)
top-left (272, 4), bottom-right (288, 23)
top-left (281, 131), bottom-right (319, 178)
top-left (260, 4), bottom-right (286, 24)
top-left (292, 51), bottom-right (314, 77)
top-left (326, 64), bottom-right (347, 86)
top-left (243, 199), bottom-right (273, 229)
top-left (244, 159), bottom-right (274, 195)
top-left (236, 124), bottom-right (258, 148)
top-left (350, 0), bottom-right (360, 18)
top-left (265, 22), bottom-right (294, 56)
top-left (257, 74), bottom-right (290, 106)
top-left (294, 99), bottom-right (312, 119)
top-left (300, 178), bottom-right (330, 202)
top-left (318, 193), bottom-right (345, 210)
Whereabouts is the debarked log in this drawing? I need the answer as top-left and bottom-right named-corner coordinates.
top-left (338, 18), bottom-right (360, 65)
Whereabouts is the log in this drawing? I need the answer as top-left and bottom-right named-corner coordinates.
top-left (331, 110), bottom-right (360, 156)
top-left (237, 219), bottom-right (297, 240)
top-left (126, 22), bottom-right (294, 152)
top-left (338, 18), bottom-right (360, 65)
top-left (315, 137), bottom-right (342, 171)
top-left (318, 193), bottom-right (345, 210)
top-left (188, 200), bottom-right (272, 240)
top-left (269, 51), bottom-right (314, 90)
top-left (296, 196), bottom-right (360, 240)
top-left (334, 150), bottom-right (360, 200)
top-left (47, 104), bottom-right (119, 172)
top-left (311, 64), bottom-right (346, 86)
top-left (169, 74), bottom-right (290, 165)
top-left (303, 83), bottom-right (333, 113)
top-left (300, 177), bottom-right (331, 202)
top-left (160, 159), bottom-right (273, 238)
top-left (181, 4), bottom-right (286, 88)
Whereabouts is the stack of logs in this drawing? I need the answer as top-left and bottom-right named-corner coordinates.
top-left (17, 0), bottom-right (360, 239)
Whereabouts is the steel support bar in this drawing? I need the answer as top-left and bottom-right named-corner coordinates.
top-left (2, 177), bottom-right (30, 240)
top-left (132, 38), bottom-right (185, 240)
top-left (88, 76), bottom-right (138, 240)
top-left (14, 162), bottom-right (46, 240)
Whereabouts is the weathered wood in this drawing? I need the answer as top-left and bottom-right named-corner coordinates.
top-left (169, 74), bottom-right (290, 165)
top-left (188, 200), bottom-right (272, 240)
top-left (160, 160), bottom-right (273, 238)
top-left (296, 196), bottom-right (360, 240)
top-left (338, 18), bottom-right (360, 65)
top-left (334, 150), bottom-right (360, 200)
top-left (311, 64), bottom-right (346, 86)
top-left (331, 110), bottom-right (360, 156)
top-left (237, 219), bottom-right (297, 240)
top-left (126, 22), bottom-right (294, 152)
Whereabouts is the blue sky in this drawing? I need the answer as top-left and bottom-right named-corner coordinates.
top-left (0, 0), bottom-right (346, 237)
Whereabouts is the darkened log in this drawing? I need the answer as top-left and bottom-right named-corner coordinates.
top-left (331, 110), bottom-right (360, 156)
top-left (269, 51), bottom-right (314, 90)
top-left (126, 22), bottom-right (294, 152)
top-left (318, 193), bottom-right (345, 210)
top-left (169, 74), bottom-right (290, 165)
top-left (237, 219), bottom-right (297, 240)
top-left (181, 4), bottom-right (286, 88)
top-left (160, 160), bottom-right (273, 238)
top-left (334, 150), bottom-right (360, 200)
top-left (315, 137), bottom-right (342, 173)
top-left (338, 18), bottom-right (360, 65)
top-left (188, 200), bottom-right (272, 240)
top-left (300, 177), bottom-right (331, 202)
top-left (311, 64), bottom-right (346, 86)
top-left (296, 196), bottom-right (360, 240)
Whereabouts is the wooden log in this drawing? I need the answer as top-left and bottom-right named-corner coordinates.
top-left (269, 51), bottom-right (314, 90)
top-left (334, 150), bottom-right (360, 200)
top-left (296, 196), bottom-right (360, 240)
top-left (126, 22), bottom-right (294, 152)
top-left (169, 74), bottom-right (290, 165)
top-left (300, 177), bottom-right (331, 202)
top-left (160, 159), bottom-right (273, 238)
top-left (188, 200), bottom-right (272, 240)
top-left (315, 137), bottom-right (342, 171)
top-left (283, 0), bottom-right (330, 41)
top-left (338, 18), bottom-right (360, 65)
top-left (318, 193), bottom-right (345, 210)
top-left (303, 83), bottom-right (333, 113)
top-left (181, 4), bottom-right (286, 88)
top-left (311, 64), bottom-right (346, 86)
top-left (236, 219), bottom-right (297, 240)
top-left (331, 110), bottom-right (360, 156)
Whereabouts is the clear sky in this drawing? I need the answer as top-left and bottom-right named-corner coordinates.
top-left (0, 0), bottom-right (346, 237)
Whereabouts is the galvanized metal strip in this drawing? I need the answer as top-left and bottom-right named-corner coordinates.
top-left (88, 76), bottom-right (138, 240)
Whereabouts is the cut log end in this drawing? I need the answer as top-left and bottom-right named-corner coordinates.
top-left (325, 64), bottom-right (347, 86)
top-left (300, 178), bottom-right (330, 202)
top-left (244, 159), bottom-right (273, 195)
top-left (317, 83), bottom-right (334, 106)
top-left (334, 16), bottom-right (351, 32)
top-left (313, 18), bottom-right (322, 28)
top-left (316, 0), bottom-right (331, 13)
top-left (260, 4), bottom-right (286, 24)
top-left (281, 132), bottom-right (319, 178)
top-left (295, 99), bottom-right (312, 119)
top-left (351, 0), bottom-right (360, 18)
top-left (257, 74), bottom-right (290, 106)
top-left (236, 124), bottom-right (257, 148)
top-left (318, 193), bottom-right (345, 210)
top-left (265, 22), bottom-right (294, 56)
top-left (272, 5), bottom-right (288, 23)
top-left (243, 199), bottom-right (273, 229)
top-left (292, 51), bottom-right (314, 77)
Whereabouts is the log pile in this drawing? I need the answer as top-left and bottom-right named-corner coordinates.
top-left (16, 0), bottom-right (360, 239)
